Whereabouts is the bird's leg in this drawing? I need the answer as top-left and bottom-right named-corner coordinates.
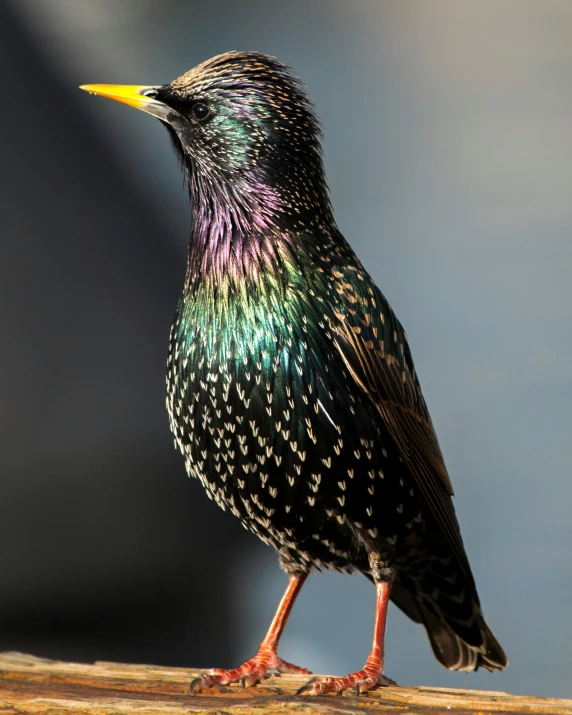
top-left (297, 557), bottom-right (396, 696)
top-left (189, 572), bottom-right (310, 693)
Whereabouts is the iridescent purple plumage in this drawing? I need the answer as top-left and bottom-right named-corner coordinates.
top-left (82, 51), bottom-right (507, 696)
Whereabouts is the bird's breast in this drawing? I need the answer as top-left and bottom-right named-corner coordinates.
top-left (165, 279), bottom-right (425, 568)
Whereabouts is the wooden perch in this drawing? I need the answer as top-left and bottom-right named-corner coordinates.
top-left (1, 652), bottom-right (571, 715)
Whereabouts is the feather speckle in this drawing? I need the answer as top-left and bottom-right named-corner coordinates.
top-left (85, 51), bottom-right (507, 692)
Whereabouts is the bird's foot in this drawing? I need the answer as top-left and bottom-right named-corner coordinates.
top-left (189, 648), bottom-right (311, 693)
top-left (296, 661), bottom-right (396, 696)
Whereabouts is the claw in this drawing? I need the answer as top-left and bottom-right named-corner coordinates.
top-left (380, 675), bottom-right (397, 686)
top-left (241, 672), bottom-right (260, 688)
top-left (188, 677), bottom-right (204, 695)
top-left (295, 677), bottom-right (319, 696)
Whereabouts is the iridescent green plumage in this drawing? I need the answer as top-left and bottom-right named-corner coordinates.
top-left (84, 51), bottom-right (507, 694)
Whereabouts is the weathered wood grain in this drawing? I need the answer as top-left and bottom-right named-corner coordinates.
top-left (1, 652), bottom-right (570, 715)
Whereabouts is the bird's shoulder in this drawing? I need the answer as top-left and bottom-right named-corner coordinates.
top-left (314, 234), bottom-right (432, 436)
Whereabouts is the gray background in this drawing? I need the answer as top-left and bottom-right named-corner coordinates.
top-left (2, 0), bottom-right (571, 699)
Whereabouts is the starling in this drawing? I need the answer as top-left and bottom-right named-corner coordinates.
top-left (80, 51), bottom-right (507, 696)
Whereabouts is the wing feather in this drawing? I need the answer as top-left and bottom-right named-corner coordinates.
top-left (325, 259), bottom-right (473, 581)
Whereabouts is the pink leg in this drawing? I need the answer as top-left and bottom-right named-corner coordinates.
top-left (296, 580), bottom-right (396, 696)
top-left (189, 572), bottom-right (310, 693)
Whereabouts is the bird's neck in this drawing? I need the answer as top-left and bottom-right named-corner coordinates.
top-left (185, 170), bottom-right (333, 291)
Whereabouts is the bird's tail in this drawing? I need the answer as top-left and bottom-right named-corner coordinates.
top-left (391, 557), bottom-right (508, 672)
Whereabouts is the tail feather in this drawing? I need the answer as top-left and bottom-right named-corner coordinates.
top-left (419, 598), bottom-right (507, 672)
top-left (391, 576), bottom-right (508, 673)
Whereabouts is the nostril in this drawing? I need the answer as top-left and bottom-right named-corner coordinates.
top-left (141, 87), bottom-right (159, 98)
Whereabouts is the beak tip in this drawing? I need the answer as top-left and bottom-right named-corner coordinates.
top-left (78, 83), bottom-right (170, 119)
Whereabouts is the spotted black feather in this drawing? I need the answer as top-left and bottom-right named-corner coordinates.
top-left (82, 51), bottom-right (507, 694)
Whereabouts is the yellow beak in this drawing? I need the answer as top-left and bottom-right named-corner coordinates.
top-left (79, 84), bottom-right (173, 121)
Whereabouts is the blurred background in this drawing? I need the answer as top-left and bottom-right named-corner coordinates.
top-left (2, 0), bottom-right (571, 699)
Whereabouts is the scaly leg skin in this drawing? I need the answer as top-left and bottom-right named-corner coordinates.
top-left (189, 646), bottom-right (310, 691)
top-left (296, 578), bottom-right (396, 696)
top-left (189, 572), bottom-right (310, 693)
top-left (295, 659), bottom-right (396, 696)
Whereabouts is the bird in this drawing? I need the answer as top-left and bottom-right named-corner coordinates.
top-left (80, 51), bottom-right (507, 696)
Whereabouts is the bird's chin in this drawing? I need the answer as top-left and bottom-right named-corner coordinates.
top-left (161, 111), bottom-right (191, 134)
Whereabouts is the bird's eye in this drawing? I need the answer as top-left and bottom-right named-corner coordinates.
top-left (191, 102), bottom-right (211, 123)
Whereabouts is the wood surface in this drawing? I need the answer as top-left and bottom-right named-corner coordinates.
top-left (1, 651), bottom-right (570, 715)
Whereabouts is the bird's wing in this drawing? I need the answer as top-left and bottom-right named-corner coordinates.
top-left (324, 254), bottom-right (473, 580)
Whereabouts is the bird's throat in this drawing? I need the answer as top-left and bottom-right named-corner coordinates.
top-left (185, 167), bottom-right (307, 294)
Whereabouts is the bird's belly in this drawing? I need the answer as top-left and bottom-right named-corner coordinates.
top-left (166, 327), bottom-right (424, 570)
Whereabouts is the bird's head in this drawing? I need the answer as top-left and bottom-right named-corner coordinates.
top-left (81, 52), bottom-right (333, 232)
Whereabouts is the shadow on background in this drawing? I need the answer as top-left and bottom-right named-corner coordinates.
top-left (2, 0), bottom-right (571, 699)
top-left (0, 2), bottom-right (253, 669)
